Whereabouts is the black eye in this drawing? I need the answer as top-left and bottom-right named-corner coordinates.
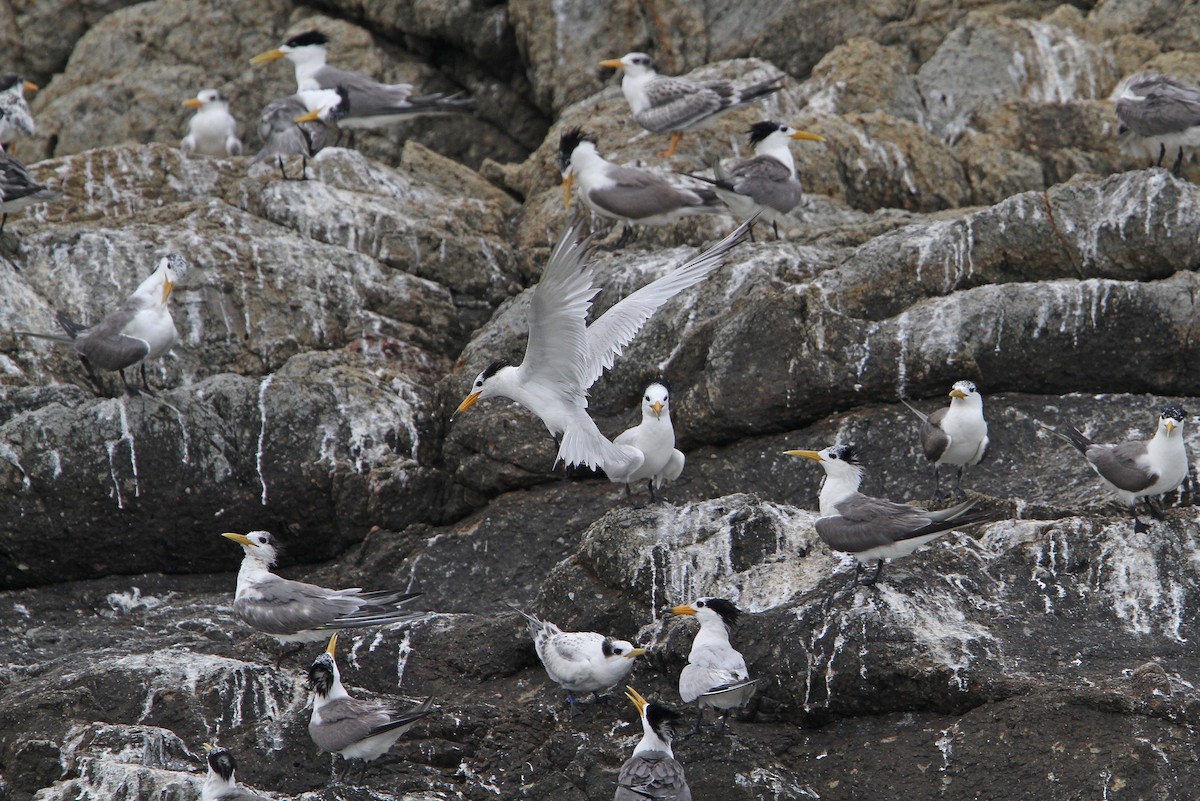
top-left (644, 395), bottom-right (649, 401)
top-left (829, 452), bottom-right (839, 460)
top-left (613, 647), bottom-right (623, 654)
top-left (697, 600), bottom-right (706, 608)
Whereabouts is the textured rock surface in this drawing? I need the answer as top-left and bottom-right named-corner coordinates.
top-left (5, 1), bottom-right (1200, 800)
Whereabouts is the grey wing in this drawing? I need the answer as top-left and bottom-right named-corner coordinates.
top-left (234, 575), bottom-right (362, 635)
top-left (252, 97), bottom-right (311, 163)
top-left (213, 788), bottom-right (273, 801)
top-left (75, 310), bottom-right (150, 370)
top-left (616, 752), bottom-right (691, 801)
top-left (314, 65), bottom-right (420, 117)
top-left (636, 77), bottom-right (726, 132)
top-left (816, 493), bottom-right (934, 551)
top-left (724, 156), bottom-right (801, 213)
top-left (1119, 77), bottom-right (1200, 136)
top-left (1088, 441), bottom-right (1156, 492)
top-left (310, 698), bottom-right (383, 752)
top-left (588, 166), bottom-right (708, 219)
top-left (920, 407), bottom-right (951, 462)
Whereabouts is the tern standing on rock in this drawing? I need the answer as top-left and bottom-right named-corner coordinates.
top-left (612, 381), bottom-right (685, 504)
top-left (672, 597), bottom-right (756, 735)
top-left (513, 607), bottom-right (646, 716)
top-left (786, 444), bottom-right (998, 585)
top-left (1114, 72), bottom-right (1200, 175)
top-left (181, 90), bottom-right (243, 157)
top-left (616, 687), bottom-right (691, 801)
top-left (600, 52), bottom-right (784, 158)
top-left (901, 380), bottom-right (989, 503)
top-left (1047, 405), bottom-right (1190, 533)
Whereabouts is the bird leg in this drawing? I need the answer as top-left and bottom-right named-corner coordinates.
top-left (714, 709), bottom-right (731, 736)
top-left (688, 705), bottom-right (705, 736)
top-left (856, 560), bottom-right (884, 586)
top-left (119, 368), bottom-right (143, 397)
top-left (138, 362), bottom-right (159, 396)
top-left (1145, 495), bottom-right (1166, 521)
top-left (1172, 147), bottom-right (1185, 177)
top-left (1157, 142), bottom-right (1166, 168)
top-left (1132, 508), bottom-right (1150, 534)
top-left (624, 483), bottom-right (646, 509)
top-left (772, 220), bottom-right (781, 241)
top-left (953, 466), bottom-right (965, 502)
top-left (647, 479), bottom-right (659, 504)
top-left (0, 213), bottom-right (7, 234)
top-left (300, 155), bottom-right (309, 181)
top-left (276, 155), bottom-right (289, 181)
top-left (567, 691), bottom-right (581, 718)
top-left (348, 130), bottom-right (358, 149)
top-left (660, 132), bottom-right (684, 159)
top-left (930, 465), bottom-right (943, 505)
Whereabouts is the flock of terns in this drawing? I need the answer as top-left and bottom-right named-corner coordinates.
top-left (2, 26), bottom-right (1199, 801)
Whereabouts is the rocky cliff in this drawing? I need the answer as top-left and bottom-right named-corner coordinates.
top-left (2, 1), bottom-right (1200, 800)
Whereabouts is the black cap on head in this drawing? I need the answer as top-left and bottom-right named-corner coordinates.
top-left (207, 748), bottom-right (236, 781)
top-left (747, 121), bottom-right (785, 145)
top-left (827, 443), bottom-right (861, 465)
top-left (0, 74), bottom-right (23, 92)
top-left (1162, 404), bottom-right (1187, 422)
top-left (480, 359), bottom-right (510, 381)
top-left (646, 703), bottom-right (682, 741)
top-left (557, 127), bottom-right (596, 171)
top-left (285, 30), bottom-right (329, 48)
top-left (307, 654), bottom-right (335, 696)
top-left (700, 597), bottom-right (742, 629)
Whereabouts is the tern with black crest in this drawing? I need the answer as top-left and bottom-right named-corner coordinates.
top-left (786, 444), bottom-right (998, 585)
top-left (901, 380), bottom-right (989, 502)
top-left (201, 745), bottom-right (270, 801)
top-left (671, 597), bottom-right (756, 735)
top-left (616, 687), bottom-right (691, 801)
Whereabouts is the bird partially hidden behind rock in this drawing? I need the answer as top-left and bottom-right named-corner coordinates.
top-left (222, 530), bottom-right (424, 663)
top-left (900, 380), bottom-right (990, 503)
top-left (307, 634), bottom-right (435, 784)
top-left (785, 444), bottom-right (999, 585)
top-left (670, 597), bottom-right (756, 735)
top-left (200, 744), bottom-right (271, 801)
top-left (0, 144), bottom-right (60, 234)
top-left (16, 253), bottom-right (184, 396)
top-left (611, 381), bottom-right (685, 505)
top-left (1041, 404), bottom-right (1189, 533)
top-left (181, 89), bottom-right (243, 158)
top-left (616, 686), bottom-right (691, 801)
top-left (512, 606), bottom-right (646, 717)
top-left (0, 74), bottom-right (38, 153)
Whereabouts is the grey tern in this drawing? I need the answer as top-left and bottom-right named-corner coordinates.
top-left (1115, 72), bottom-right (1200, 175)
top-left (900, 380), bottom-right (989, 502)
top-left (249, 87), bottom-right (344, 180)
top-left (671, 598), bottom-right (755, 735)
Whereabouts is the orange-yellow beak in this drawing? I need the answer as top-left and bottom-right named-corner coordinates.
top-left (221, 532), bottom-right (254, 547)
top-left (624, 647), bottom-right (647, 659)
top-left (250, 48), bottom-right (287, 65)
top-left (183, 98), bottom-right (204, 109)
top-left (650, 401), bottom-right (664, 418)
top-left (561, 172), bottom-right (574, 209)
top-left (784, 449), bottom-right (824, 462)
top-left (791, 129), bottom-right (825, 142)
top-left (625, 685), bottom-right (648, 713)
top-left (162, 279), bottom-right (175, 303)
top-left (599, 58), bottom-right (625, 70)
top-left (326, 633), bottom-right (338, 656)
top-left (1167, 420), bottom-right (1177, 434)
top-left (294, 108), bottom-right (322, 124)
top-left (949, 389), bottom-right (968, 399)
top-left (456, 391), bottom-right (481, 415)
top-left (670, 604), bottom-right (696, 616)
top-left (23, 81), bottom-right (37, 93)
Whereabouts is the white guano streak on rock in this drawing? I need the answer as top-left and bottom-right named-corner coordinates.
top-left (0, 441), bottom-right (31, 491)
top-left (256, 374), bottom-right (274, 505)
top-left (1015, 20), bottom-right (1104, 103)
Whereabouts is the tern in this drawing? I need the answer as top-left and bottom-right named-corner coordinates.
top-left (250, 88), bottom-right (344, 180)
top-left (308, 634), bottom-right (435, 782)
top-left (557, 127), bottom-right (722, 244)
top-left (0, 74), bottom-right (37, 151)
top-left (1045, 405), bottom-right (1189, 533)
top-left (201, 744), bottom-right (270, 801)
top-left (250, 30), bottom-right (472, 140)
top-left (222, 531), bottom-right (424, 659)
top-left (612, 381), bottom-right (685, 504)
top-left (0, 146), bottom-right (60, 233)
top-left (181, 89), bottom-right (243, 158)
top-left (681, 120), bottom-right (825, 239)
top-left (671, 598), bottom-right (755, 735)
top-left (900, 380), bottom-right (989, 502)
top-left (1115, 72), bottom-right (1200, 175)
top-left (616, 687), bottom-right (691, 801)
top-left (513, 607), bottom-right (646, 716)
top-left (18, 254), bottom-right (183, 395)
top-left (786, 444), bottom-right (998, 585)
top-left (599, 52), bottom-right (783, 157)
top-left (454, 216), bottom-right (752, 480)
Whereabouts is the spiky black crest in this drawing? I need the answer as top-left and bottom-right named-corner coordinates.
top-left (702, 597), bottom-right (742, 628)
top-left (557, 127), bottom-right (596, 171)
top-left (646, 703), bottom-right (682, 740)
top-left (481, 359), bottom-right (510, 381)
top-left (827, 443), bottom-right (861, 465)
top-left (286, 30), bottom-right (329, 48)
top-left (1162, 404), bottom-right (1187, 422)
top-left (207, 748), bottom-right (236, 781)
top-left (747, 121), bottom-right (785, 145)
top-left (307, 654), bottom-right (335, 696)
top-left (0, 74), bottom-right (23, 93)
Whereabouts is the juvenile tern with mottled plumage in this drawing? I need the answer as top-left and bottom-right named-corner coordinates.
top-left (222, 530), bottom-right (423, 655)
top-left (454, 217), bottom-right (752, 480)
top-left (612, 381), bottom-right (684, 504)
top-left (900, 380), bottom-right (989, 502)
top-left (1115, 72), bottom-right (1200, 175)
top-left (616, 687), bottom-right (691, 801)
top-left (0, 74), bottom-right (37, 150)
top-left (786, 444), bottom-right (998, 585)
top-left (670, 598), bottom-right (755, 735)
top-left (600, 52), bottom-right (783, 158)
top-left (307, 634), bottom-right (435, 781)
top-left (1045, 404), bottom-right (1189, 533)
top-left (681, 120), bottom-right (824, 239)
top-left (250, 88), bottom-right (344, 180)
top-left (181, 89), bottom-right (243, 157)
top-left (513, 607), bottom-right (646, 716)
top-left (201, 745), bottom-right (271, 801)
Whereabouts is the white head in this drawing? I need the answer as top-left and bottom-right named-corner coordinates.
top-left (455, 359), bottom-right (514, 415)
top-left (182, 89), bottom-right (230, 111)
top-left (641, 382), bottom-right (672, 421)
top-left (948, 380), bottom-right (982, 405)
top-left (1158, 404), bottom-right (1188, 438)
top-left (600, 52), bottom-right (659, 79)
top-left (250, 30), bottom-right (329, 69)
top-left (221, 530), bottom-right (280, 567)
top-left (132, 253), bottom-right (187, 306)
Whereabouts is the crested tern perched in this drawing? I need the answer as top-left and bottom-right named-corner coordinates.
top-left (0, 74), bottom-right (38, 150)
top-left (454, 216), bottom-right (752, 480)
top-left (250, 30), bottom-right (473, 136)
top-left (900, 380), bottom-right (989, 502)
top-left (1046, 405), bottom-right (1189, 533)
top-left (599, 52), bottom-right (784, 158)
top-left (181, 89), bottom-right (243, 158)
top-left (513, 607), bottom-right (646, 716)
top-left (681, 120), bottom-right (824, 239)
top-left (616, 687), bottom-right (691, 801)
top-left (250, 88), bottom-right (344, 180)
top-left (201, 744), bottom-right (270, 801)
top-left (786, 444), bottom-right (998, 585)
top-left (612, 381), bottom-right (684, 504)
top-left (1115, 72), bottom-right (1200, 175)
top-left (671, 598), bottom-right (756, 735)
top-left (557, 127), bottom-right (722, 242)
top-left (0, 146), bottom-right (60, 233)
top-left (222, 531), bottom-right (423, 656)
top-left (18, 254), bottom-right (183, 395)
top-left (308, 634), bottom-right (435, 781)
